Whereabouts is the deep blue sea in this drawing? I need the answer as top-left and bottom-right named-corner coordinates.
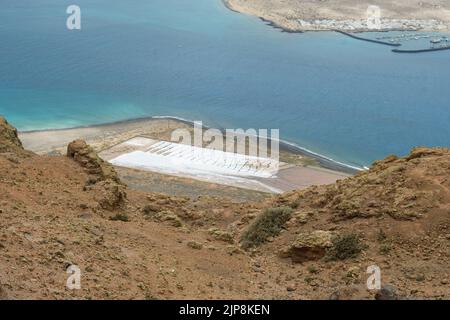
top-left (1, 0), bottom-right (449, 168)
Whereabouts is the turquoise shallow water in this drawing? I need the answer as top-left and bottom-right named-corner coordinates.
top-left (1, 0), bottom-right (449, 168)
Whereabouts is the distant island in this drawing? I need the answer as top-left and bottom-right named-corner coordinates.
top-left (224, 0), bottom-right (450, 32)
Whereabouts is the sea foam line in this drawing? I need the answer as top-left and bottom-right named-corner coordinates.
top-left (150, 115), bottom-right (366, 173)
top-left (19, 114), bottom-right (367, 173)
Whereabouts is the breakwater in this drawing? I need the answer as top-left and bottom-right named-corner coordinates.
top-left (334, 30), bottom-right (401, 47)
top-left (392, 46), bottom-right (450, 53)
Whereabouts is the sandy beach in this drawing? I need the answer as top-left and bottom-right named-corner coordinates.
top-left (224, 0), bottom-right (450, 32)
top-left (19, 117), bottom-right (350, 195)
top-left (19, 118), bottom-right (192, 155)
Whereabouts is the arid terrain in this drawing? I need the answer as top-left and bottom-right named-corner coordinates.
top-left (0, 116), bottom-right (449, 300)
top-left (224, 0), bottom-right (450, 31)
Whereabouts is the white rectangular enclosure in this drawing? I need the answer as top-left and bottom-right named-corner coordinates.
top-left (99, 137), bottom-right (346, 193)
top-left (109, 137), bottom-right (279, 179)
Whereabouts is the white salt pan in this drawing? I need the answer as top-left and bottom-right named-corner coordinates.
top-left (109, 140), bottom-right (279, 179)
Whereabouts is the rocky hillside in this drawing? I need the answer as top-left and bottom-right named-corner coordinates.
top-left (265, 147), bottom-right (450, 298)
top-left (0, 116), bottom-right (448, 299)
top-left (0, 117), bottom-right (30, 156)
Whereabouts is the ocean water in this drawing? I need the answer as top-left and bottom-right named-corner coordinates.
top-left (0, 0), bottom-right (449, 168)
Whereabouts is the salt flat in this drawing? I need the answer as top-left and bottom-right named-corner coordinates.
top-left (100, 137), bottom-right (348, 193)
top-left (112, 138), bottom-right (279, 178)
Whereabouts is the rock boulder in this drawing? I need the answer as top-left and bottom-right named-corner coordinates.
top-left (0, 117), bottom-right (27, 155)
top-left (67, 139), bottom-right (121, 183)
top-left (281, 230), bottom-right (333, 262)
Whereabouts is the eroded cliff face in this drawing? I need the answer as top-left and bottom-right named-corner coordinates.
top-left (0, 117), bottom-right (28, 155)
top-left (67, 139), bottom-right (122, 184)
top-left (0, 117), bottom-right (448, 300)
top-left (67, 139), bottom-right (127, 210)
top-left (276, 147), bottom-right (450, 222)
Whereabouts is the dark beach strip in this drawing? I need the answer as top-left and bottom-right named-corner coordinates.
top-left (21, 116), bottom-right (361, 174)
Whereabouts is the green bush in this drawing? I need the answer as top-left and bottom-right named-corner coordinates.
top-left (289, 198), bottom-right (301, 209)
top-left (240, 207), bottom-right (293, 249)
top-left (325, 233), bottom-right (363, 261)
top-left (379, 242), bottom-right (392, 255)
top-left (110, 213), bottom-right (130, 222)
top-left (377, 229), bottom-right (387, 242)
top-left (307, 265), bottom-right (319, 274)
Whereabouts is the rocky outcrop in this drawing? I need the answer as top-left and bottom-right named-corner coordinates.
top-left (93, 180), bottom-right (127, 211)
top-left (0, 117), bottom-right (27, 156)
top-left (329, 285), bottom-right (371, 300)
top-left (375, 285), bottom-right (400, 300)
top-left (67, 139), bottom-right (126, 210)
top-left (280, 230), bottom-right (333, 262)
top-left (208, 228), bottom-right (235, 243)
top-left (0, 284), bottom-right (9, 300)
top-left (405, 146), bottom-right (447, 161)
top-left (67, 139), bottom-right (121, 183)
top-left (276, 147), bottom-right (450, 222)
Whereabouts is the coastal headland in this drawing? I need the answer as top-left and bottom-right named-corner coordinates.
top-left (224, 0), bottom-right (450, 32)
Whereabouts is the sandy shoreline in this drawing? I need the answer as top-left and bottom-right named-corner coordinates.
top-left (19, 117), bottom-right (192, 155)
top-left (223, 0), bottom-right (450, 33)
top-left (19, 116), bottom-right (360, 173)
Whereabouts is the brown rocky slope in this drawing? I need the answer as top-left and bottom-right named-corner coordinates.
top-left (0, 116), bottom-right (448, 299)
